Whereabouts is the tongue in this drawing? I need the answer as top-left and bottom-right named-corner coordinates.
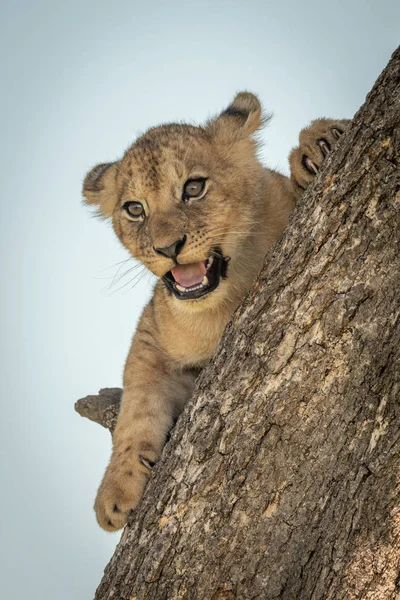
top-left (171, 261), bottom-right (207, 288)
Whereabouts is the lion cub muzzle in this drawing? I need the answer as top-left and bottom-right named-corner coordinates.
top-left (153, 235), bottom-right (187, 260)
top-left (162, 247), bottom-right (229, 300)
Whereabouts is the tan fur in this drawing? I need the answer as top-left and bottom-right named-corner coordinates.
top-left (83, 93), bottom-right (348, 530)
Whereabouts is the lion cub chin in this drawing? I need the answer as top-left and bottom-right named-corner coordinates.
top-left (83, 92), bottom-right (349, 530)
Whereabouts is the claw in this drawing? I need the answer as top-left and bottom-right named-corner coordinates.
top-left (139, 454), bottom-right (156, 470)
top-left (332, 128), bottom-right (343, 140)
top-left (318, 138), bottom-right (331, 157)
top-left (302, 156), bottom-right (319, 175)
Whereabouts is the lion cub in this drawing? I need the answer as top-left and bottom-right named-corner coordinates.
top-left (83, 92), bottom-right (348, 530)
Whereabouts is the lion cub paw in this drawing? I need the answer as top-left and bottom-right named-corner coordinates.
top-left (289, 118), bottom-right (350, 198)
top-left (94, 453), bottom-right (154, 531)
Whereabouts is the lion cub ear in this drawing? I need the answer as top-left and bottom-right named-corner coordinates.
top-left (208, 92), bottom-right (265, 141)
top-left (82, 162), bottom-right (119, 218)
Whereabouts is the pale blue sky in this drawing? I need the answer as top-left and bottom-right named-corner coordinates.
top-left (0, 1), bottom-right (398, 598)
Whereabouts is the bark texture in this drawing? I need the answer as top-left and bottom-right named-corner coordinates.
top-left (76, 47), bottom-right (400, 599)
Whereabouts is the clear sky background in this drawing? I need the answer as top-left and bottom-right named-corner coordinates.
top-left (0, 1), bottom-right (398, 598)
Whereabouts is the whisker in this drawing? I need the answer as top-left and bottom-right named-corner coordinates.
top-left (207, 229), bottom-right (269, 235)
top-left (204, 228), bottom-right (269, 239)
top-left (123, 269), bottom-right (155, 295)
top-left (98, 257), bottom-right (134, 273)
top-left (204, 223), bottom-right (268, 236)
top-left (104, 265), bottom-right (148, 296)
top-left (114, 163), bottom-right (133, 180)
top-left (107, 263), bottom-right (145, 290)
top-left (113, 163), bottom-right (139, 194)
top-left (96, 262), bottom-right (144, 292)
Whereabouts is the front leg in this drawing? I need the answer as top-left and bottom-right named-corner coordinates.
top-left (289, 118), bottom-right (351, 200)
top-left (94, 306), bottom-right (196, 531)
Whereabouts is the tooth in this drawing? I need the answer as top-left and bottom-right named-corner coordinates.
top-left (202, 276), bottom-right (209, 286)
top-left (208, 256), bottom-right (214, 267)
top-left (176, 284), bottom-right (186, 292)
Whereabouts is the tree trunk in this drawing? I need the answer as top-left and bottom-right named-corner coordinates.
top-left (76, 47), bottom-right (400, 599)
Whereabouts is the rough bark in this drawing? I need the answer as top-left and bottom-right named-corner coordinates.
top-left (76, 388), bottom-right (121, 431)
top-left (76, 47), bottom-right (400, 599)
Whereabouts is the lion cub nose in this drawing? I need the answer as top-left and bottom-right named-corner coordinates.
top-left (154, 235), bottom-right (187, 260)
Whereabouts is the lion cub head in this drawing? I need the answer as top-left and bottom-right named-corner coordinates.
top-left (83, 92), bottom-right (267, 306)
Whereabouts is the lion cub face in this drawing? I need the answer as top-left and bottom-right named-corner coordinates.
top-left (83, 93), bottom-right (266, 306)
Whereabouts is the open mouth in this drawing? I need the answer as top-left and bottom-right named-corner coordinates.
top-left (162, 251), bottom-right (228, 300)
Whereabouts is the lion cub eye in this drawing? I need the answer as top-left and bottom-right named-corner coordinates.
top-left (123, 201), bottom-right (144, 219)
top-left (182, 178), bottom-right (207, 201)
